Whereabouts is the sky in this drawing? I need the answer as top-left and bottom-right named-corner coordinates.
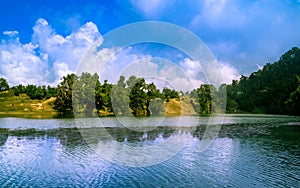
top-left (0, 0), bottom-right (300, 88)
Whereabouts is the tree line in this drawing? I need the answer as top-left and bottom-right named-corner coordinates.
top-left (53, 72), bottom-right (226, 116)
top-left (54, 73), bottom-right (185, 116)
top-left (0, 47), bottom-right (299, 116)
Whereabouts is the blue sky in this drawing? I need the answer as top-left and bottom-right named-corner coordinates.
top-left (0, 0), bottom-right (300, 86)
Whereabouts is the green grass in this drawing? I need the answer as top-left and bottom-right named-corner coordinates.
top-left (0, 90), bottom-right (56, 115)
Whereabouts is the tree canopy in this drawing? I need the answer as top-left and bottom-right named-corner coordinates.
top-left (226, 47), bottom-right (300, 115)
top-left (0, 78), bottom-right (9, 92)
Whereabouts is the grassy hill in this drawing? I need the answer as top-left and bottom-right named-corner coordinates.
top-left (165, 96), bottom-right (198, 116)
top-left (0, 90), bottom-right (56, 118)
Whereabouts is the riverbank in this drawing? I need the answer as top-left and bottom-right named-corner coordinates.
top-left (0, 91), bottom-right (198, 118)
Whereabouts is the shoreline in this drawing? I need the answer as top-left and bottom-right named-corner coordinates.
top-left (0, 112), bottom-right (297, 119)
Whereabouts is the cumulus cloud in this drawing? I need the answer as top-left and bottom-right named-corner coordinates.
top-left (218, 62), bottom-right (240, 84)
top-left (0, 32), bottom-right (48, 85)
top-left (179, 58), bottom-right (202, 79)
top-left (0, 18), bottom-right (101, 86)
top-left (0, 17), bottom-right (240, 90)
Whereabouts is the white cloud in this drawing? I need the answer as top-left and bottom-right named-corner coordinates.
top-left (178, 57), bottom-right (239, 86)
top-left (0, 36), bottom-right (49, 85)
top-left (0, 17), bottom-right (240, 90)
top-left (53, 61), bottom-right (73, 82)
top-left (178, 58), bottom-right (202, 79)
top-left (218, 61), bottom-right (240, 84)
top-left (96, 47), bottom-right (139, 83)
top-left (0, 18), bottom-right (102, 86)
top-left (97, 47), bottom-right (239, 91)
top-left (3, 31), bottom-right (19, 36)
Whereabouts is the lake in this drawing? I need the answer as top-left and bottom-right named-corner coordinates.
top-left (0, 114), bottom-right (299, 187)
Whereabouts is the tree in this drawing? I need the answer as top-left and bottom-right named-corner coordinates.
top-left (285, 76), bottom-right (300, 115)
top-left (146, 83), bottom-right (164, 115)
top-left (0, 78), bottom-right (9, 91)
top-left (95, 79), bottom-right (113, 114)
top-left (128, 77), bottom-right (149, 116)
top-left (34, 86), bottom-right (47, 100)
top-left (54, 74), bottom-right (77, 115)
top-left (162, 87), bottom-right (179, 102)
top-left (13, 84), bottom-right (26, 96)
top-left (111, 76), bottom-right (131, 115)
top-left (73, 72), bottom-right (99, 114)
top-left (224, 47), bottom-right (300, 114)
top-left (46, 85), bottom-right (58, 99)
top-left (197, 84), bottom-right (213, 115)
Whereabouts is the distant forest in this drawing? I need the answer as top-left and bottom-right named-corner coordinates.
top-left (0, 47), bottom-right (299, 116)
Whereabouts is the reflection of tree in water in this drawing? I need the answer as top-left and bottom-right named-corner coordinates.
top-left (0, 126), bottom-right (218, 149)
top-left (105, 126), bottom-right (176, 142)
top-left (0, 126), bottom-right (212, 150)
top-left (55, 128), bottom-right (89, 150)
top-left (0, 128), bottom-right (89, 151)
top-left (0, 129), bottom-right (8, 147)
top-left (105, 126), bottom-right (198, 143)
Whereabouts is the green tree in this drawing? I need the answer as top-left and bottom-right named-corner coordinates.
top-left (285, 76), bottom-right (300, 115)
top-left (34, 86), bottom-right (47, 100)
top-left (54, 74), bottom-right (77, 115)
top-left (197, 84), bottom-right (213, 115)
top-left (224, 47), bottom-right (300, 114)
top-left (0, 78), bottom-right (9, 91)
top-left (25, 84), bottom-right (38, 99)
top-left (73, 72), bottom-right (99, 114)
top-left (162, 87), bottom-right (179, 102)
top-left (111, 76), bottom-right (131, 115)
top-left (95, 79), bottom-right (113, 114)
top-left (146, 82), bottom-right (163, 115)
top-left (128, 76), bottom-right (149, 116)
top-left (46, 85), bottom-right (58, 99)
top-left (13, 84), bottom-right (26, 96)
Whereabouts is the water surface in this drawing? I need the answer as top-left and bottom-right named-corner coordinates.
top-left (0, 114), bottom-right (299, 187)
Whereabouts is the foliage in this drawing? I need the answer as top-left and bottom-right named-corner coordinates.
top-left (73, 72), bottom-right (100, 114)
top-left (162, 87), bottom-right (179, 102)
top-left (225, 47), bottom-right (300, 115)
top-left (0, 78), bottom-right (9, 91)
top-left (111, 76), bottom-right (130, 115)
top-left (12, 84), bottom-right (57, 100)
top-left (128, 76), bottom-right (149, 116)
top-left (285, 76), bottom-right (300, 115)
top-left (95, 79), bottom-right (113, 114)
top-left (54, 74), bottom-right (77, 114)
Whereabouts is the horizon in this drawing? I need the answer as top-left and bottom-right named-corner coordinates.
top-left (1, 0), bottom-right (300, 89)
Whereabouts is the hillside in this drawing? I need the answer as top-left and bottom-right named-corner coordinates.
top-left (165, 96), bottom-right (198, 116)
top-left (0, 90), bottom-right (56, 118)
top-left (226, 47), bottom-right (300, 115)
